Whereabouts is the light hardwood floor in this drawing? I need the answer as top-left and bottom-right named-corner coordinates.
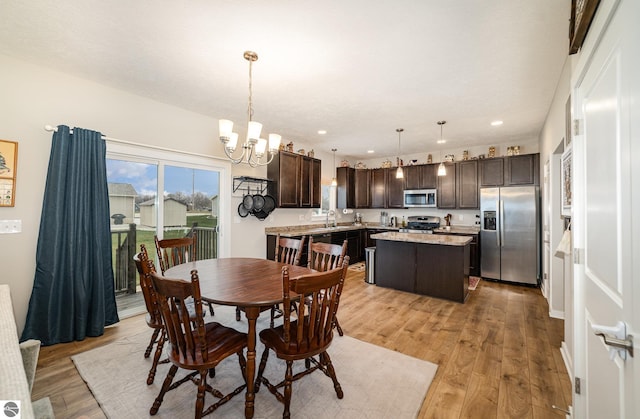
top-left (32, 269), bottom-right (572, 418)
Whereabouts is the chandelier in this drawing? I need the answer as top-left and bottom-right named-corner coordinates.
top-left (218, 51), bottom-right (281, 167)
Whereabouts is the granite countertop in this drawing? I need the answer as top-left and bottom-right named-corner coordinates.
top-left (432, 225), bottom-right (481, 234)
top-left (370, 231), bottom-right (473, 246)
top-left (265, 223), bottom-right (400, 237)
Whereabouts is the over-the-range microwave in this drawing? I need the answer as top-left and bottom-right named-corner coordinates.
top-left (403, 189), bottom-right (437, 208)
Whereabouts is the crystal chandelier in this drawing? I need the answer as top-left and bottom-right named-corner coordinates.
top-left (218, 51), bottom-right (281, 167)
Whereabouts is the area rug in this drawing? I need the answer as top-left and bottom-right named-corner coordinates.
top-left (72, 306), bottom-right (437, 419)
top-left (468, 276), bottom-right (481, 291)
top-left (347, 261), bottom-right (366, 272)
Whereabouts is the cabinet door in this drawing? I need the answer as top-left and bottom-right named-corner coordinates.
top-left (337, 167), bottom-right (355, 209)
top-left (420, 164), bottom-right (437, 188)
top-left (311, 158), bottom-right (322, 208)
top-left (437, 162), bottom-right (456, 208)
top-left (370, 168), bottom-right (387, 208)
top-left (354, 169), bottom-right (370, 208)
top-left (457, 160), bottom-right (478, 209)
top-left (506, 153), bottom-right (539, 185)
top-left (300, 156), bottom-right (312, 207)
top-left (404, 165), bottom-right (421, 189)
top-left (479, 158), bottom-right (504, 186)
top-left (375, 240), bottom-right (415, 292)
top-left (345, 230), bottom-right (361, 263)
top-left (404, 164), bottom-right (436, 189)
top-left (268, 152), bottom-right (300, 207)
top-left (386, 168), bottom-right (405, 208)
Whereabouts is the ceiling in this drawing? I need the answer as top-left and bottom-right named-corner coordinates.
top-left (0, 1), bottom-right (570, 160)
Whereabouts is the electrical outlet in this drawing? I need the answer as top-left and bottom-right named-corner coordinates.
top-left (0, 219), bottom-right (22, 234)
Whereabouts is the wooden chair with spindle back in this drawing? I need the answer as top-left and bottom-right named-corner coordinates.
top-left (254, 257), bottom-right (350, 419)
top-left (148, 269), bottom-right (248, 418)
top-left (155, 233), bottom-right (215, 316)
top-left (235, 234), bottom-right (306, 328)
top-left (133, 244), bottom-right (168, 385)
top-left (307, 237), bottom-right (348, 336)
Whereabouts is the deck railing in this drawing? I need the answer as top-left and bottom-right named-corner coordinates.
top-left (113, 224), bottom-right (137, 295)
top-left (112, 223), bottom-right (218, 295)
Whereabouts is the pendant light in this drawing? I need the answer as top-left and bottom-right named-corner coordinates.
top-left (395, 128), bottom-right (404, 179)
top-left (331, 148), bottom-right (338, 186)
top-left (437, 121), bottom-right (447, 177)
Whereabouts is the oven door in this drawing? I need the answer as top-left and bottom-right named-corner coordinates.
top-left (403, 189), bottom-right (437, 207)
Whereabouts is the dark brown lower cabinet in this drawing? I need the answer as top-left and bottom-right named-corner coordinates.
top-left (374, 238), bottom-right (469, 303)
top-left (433, 232), bottom-right (480, 277)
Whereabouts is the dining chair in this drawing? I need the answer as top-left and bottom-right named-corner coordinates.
top-left (307, 237), bottom-right (348, 336)
top-left (269, 234), bottom-right (306, 326)
top-left (133, 244), bottom-right (168, 385)
top-left (235, 234), bottom-right (306, 328)
top-left (155, 233), bottom-right (215, 316)
top-left (148, 269), bottom-right (248, 419)
top-left (254, 257), bottom-right (350, 418)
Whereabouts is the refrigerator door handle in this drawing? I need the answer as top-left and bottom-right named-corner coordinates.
top-left (500, 199), bottom-right (505, 247)
top-left (496, 199), bottom-right (501, 247)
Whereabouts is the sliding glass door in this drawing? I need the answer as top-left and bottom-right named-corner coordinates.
top-left (105, 142), bottom-right (230, 318)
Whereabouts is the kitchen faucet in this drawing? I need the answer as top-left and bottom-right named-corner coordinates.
top-left (326, 210), bottom-right (336, 228)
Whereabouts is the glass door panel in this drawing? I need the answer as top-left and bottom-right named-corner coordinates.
top-left (162, 165), bottom-right (220, 260)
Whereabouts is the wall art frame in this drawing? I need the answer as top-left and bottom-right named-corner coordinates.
top-left (561, 144), bottom-right (572, 216)
top-left (0, 139), bottom-right (18, 207)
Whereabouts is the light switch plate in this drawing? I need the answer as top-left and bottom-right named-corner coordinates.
top-left (0, 219), bottom-right (22, 234)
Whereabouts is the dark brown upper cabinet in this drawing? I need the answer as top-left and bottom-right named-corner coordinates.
top-left (337, 166), bottom-right (355, 209)
top-left (354, 169), bottom-right (371, 208)
top-left (268, 151), bottom-right (321, 208)
top-left (370, 168), bottom-right (387, 208)
top-left (386, 168), bottom-right (405, 208)
top-left (404, 164), bottom-right (437, 190)
top-left (457, 160), bottom-right (479, 209)
top-left (437, 162), bottom-right (456, 209)
top-left (479, 153), bottom-right (539, 187)
top-left (479, 158), bottom-right (505, 187)
top-left (506, 153), bottom-right (539, 185)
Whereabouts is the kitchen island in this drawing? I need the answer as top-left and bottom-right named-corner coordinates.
top-left (371, 232), bottom-right (473, 303)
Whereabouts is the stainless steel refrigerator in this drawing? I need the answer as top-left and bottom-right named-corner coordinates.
top-left (480, 186), bottom-right (540, 285)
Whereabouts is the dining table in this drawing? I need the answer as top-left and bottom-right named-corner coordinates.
top-left (164, 257), bottom-right (313, 419)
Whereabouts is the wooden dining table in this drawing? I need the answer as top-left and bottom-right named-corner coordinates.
top-left (165, 257), bottom-right (313, 419)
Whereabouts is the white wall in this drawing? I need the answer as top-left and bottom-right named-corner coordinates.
top-left (537, 54), bottom-right (576, 368)
top-left (0, 54), bottom-right (337, 334)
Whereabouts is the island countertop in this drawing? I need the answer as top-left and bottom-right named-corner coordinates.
top-left (370, 231), bottom-right (473, 246)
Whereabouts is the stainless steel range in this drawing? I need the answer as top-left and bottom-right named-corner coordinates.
top-left (399, 216), bottom-right (440, 233)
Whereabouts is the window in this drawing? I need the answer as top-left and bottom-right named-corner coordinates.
top-left (312, 182), bottom-right (336, 218)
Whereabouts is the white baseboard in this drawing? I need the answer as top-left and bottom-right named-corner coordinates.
top-left (560, 341), bottom-right (573, 379)
top-left (549, 308), bottom-right (565, 320)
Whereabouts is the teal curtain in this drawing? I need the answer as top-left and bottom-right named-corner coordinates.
top-left (21, 125), bottom-right (119, 345)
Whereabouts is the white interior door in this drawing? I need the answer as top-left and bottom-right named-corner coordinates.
top-left (572, 0), bottom-right (639, 417)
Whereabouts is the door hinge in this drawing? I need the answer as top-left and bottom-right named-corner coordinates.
top-left (573, 248), bottom-right (583, 264)
top-left (574, 377), bottom-right (581, 394)
top-left (573, 118), bottom-right (582, 136)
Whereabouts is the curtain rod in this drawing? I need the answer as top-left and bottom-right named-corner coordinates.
top-left (44, 124), bottom-right (121, 142)
top-left (43, 124), bottom-right (227, 162)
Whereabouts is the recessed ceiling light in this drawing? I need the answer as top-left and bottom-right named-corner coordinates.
top-left (367, 150), bottom-right (375, 153)
top-left (491, 120), bottom-right (503, 126)
top-left (317, 130), bottom-right (327, 135)
top-left (437, 140), bottom-right (446, 144)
